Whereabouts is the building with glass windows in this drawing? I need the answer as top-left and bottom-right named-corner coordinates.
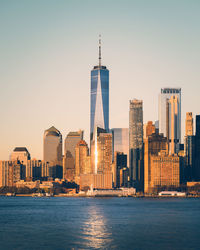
top-left (63, 130), bottom-right (84, 181)
top-left (111, 128), bottom-right (129, 165)
top-left (158, 88), bottom-right (181, 141)
top-left (90, 37), bottom-right (109, 142)
top-left (43, 126), bottom-right (62, 166)
top-left (129, 99), bottom-right (144, 190)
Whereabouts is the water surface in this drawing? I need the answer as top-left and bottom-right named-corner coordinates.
top-left (0, 197), bottom-right (199, 249)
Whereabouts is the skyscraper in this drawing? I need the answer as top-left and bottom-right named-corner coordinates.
top-left (129, 99), bottom-right (144, 189)
top-left (90, 36), bottom-right (109, 142)
top-left (184, 112), bottom-right (194, 181)
top-left (10, 147), bottom-right (31, 165)
top-left (159, 88), bottom-right (181, 140)
top-left (143, 121), bottom-right (156, 140)
top-left (111, 128), bottom-right (129, 165)
top-left (168, 95), bottom-right (180, 154)
top-left (194, 115), bottom-right (200, 180)
top-left (144, 133), bottom-right (168, 193)
top-left (63, 130), bottom-right (83, 181)
top-left (75, 140), bottom-right (90, 177)
top-left (185, 112), bottom-right (193, 136)
top-left (112, 152), bottom-right (128, 188)
top-left (43, 126), bottom-right (62, 166)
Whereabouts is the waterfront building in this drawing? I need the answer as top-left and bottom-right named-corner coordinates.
top-left (111, 128), bottom-right (129, 165)
top-left (15, 180), bottom-right (40, 189)
top-left (158, 88), bottom-right (181, 141)
top-left (129, 99), bottom-right (144, 189)
top-left (26, 160), bottom-right (50, 180)
top-left (63, 130), bottom-right (83, 181)
top-left (0, 161), bottom-right (23, 187)
top-left (90, 37), bottom-right (109, 143)
top-left (80, 172), bottom-right (113, 190)
top-left (150, 151), bottom-right (180, 190)
top-left (43, 126), bottom-right (62, 166)
top-left (144, 133), bottom-right (168, 193)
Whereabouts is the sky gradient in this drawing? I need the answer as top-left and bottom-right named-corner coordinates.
top-left (0, 0), bottom-right (200, 160)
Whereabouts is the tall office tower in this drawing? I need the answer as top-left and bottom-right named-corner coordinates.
top-left (129, 99), bottom-right (143, 189)
top-left (43, 126), bottom-right (62, 166)
top-left (185, 112), bottom-right (193, 136)
top-left (159, 88), bottom-right (181, 140)
top-left (25, 160), bottom-right (49, 181)
top-left (90, 37), bottom-right (109, 143)
top-left (10, 147), bottom-right (31, 165)
top-left (155, 120), bottom-right (159, 131)
top-left (168, 95), bottom-right (180, 154)
top-left (75, 140), bottom-right (90, 177)
top-left (111, 128), bottom-right (129, 165)
top-left (0, 161), bottom-right (22, 187)
top-left (63, 130), bottom-right (83, 181)
top-left (143, 121), bottom-right (156, 140)
top-left (194, 115), bottom-right (200, 180)
top-left (112, 152), bottom-right (128, 188)
top-left (83, 127), bottom-right (112, 190)
top-left (144, 133), bottom-right (168, 193)
top-left (96, 131), bottom-right (112, 174)
top-left (184, 112), bottom-right (194, 181)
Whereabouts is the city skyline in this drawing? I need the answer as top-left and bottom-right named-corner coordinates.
top-left (1, 0), bottom-right (200, 160)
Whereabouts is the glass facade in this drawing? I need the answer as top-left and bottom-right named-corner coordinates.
top-left (43, 126), bottom-right (62, 166)
top-left (111, 128), bottom-right (129, 166)
top-left (159, 88), bottom-right (181, 142)
top-left (90, 66), bottom-right (109, 141)
top-left (129, 100), bottom-right (143, 189)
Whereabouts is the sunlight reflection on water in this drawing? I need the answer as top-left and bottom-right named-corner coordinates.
top-left (81, 204), bottom-right (113, 249)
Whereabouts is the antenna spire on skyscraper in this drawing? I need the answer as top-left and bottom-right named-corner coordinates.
top-left (99, 34), bottom-right (101, 67)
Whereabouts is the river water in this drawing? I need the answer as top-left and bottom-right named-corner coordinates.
top-left (0, 197), bottom-right (199, 249)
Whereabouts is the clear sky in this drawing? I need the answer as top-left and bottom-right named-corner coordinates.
top-left (0, 0), bottom-right (200, 160)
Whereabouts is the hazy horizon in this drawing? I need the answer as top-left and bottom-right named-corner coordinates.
top-left (1, 0), bottom-right (200, 160)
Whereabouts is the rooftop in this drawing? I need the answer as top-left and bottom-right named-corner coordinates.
top-left (13, 147), bottom-right (29, 153)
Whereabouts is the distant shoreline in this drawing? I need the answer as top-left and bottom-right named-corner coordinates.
top-left (0, 194), bottom-right (200, 198)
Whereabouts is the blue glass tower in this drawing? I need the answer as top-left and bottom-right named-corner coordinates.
top-left (90, 37), bottom-right (109, 141)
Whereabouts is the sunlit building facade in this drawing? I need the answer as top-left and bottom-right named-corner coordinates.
top-left (150, 151), bottom-right (180, 190)
top-left (43, 126), bottom-right (62, 166)
top-left (0, 161), bottom-right (23, 187)
top-left (10, 147), bottom-right (31, 166)
top-left (143, 121), bottom-right (156, 140)
top-left (63, 130), bottom-right (84, 181)
top-left (129, 99), bottom-right (144, 189)
top-left (144, 133), bottom-right (168, 193)
top-left (168, 95), bottom-right (180, 154)
top-left (90, 37), bottom-right (109, 142)
top-left (159, 88), bottom-right (181, 141)
top-left (75, 140), bottom-right (90, 177)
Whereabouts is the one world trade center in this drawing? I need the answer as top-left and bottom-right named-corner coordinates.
top-left (90, 37), bottom-right (109, 142)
